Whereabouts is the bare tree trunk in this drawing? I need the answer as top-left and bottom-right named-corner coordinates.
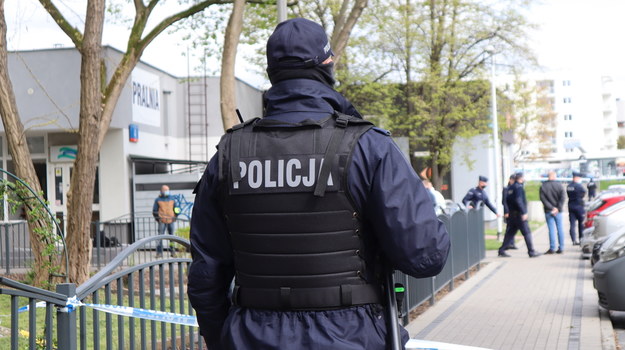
top-left (220, 0), bottom-right (245, 130)
top-left (430, 153), bottom-right (443, 190)
top-left (0, 0), bottom-right (50, 286)
top-left (330, 0), bottom-right (368, 66)
top-left (66, 0), bottom-right (105, 284)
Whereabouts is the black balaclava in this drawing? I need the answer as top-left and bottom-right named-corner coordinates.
top-left (267, 62), bottom-right (335, 87)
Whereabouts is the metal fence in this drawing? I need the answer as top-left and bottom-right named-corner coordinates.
top-left (91, 214), bottom-right (190, 269)
top-left (0, 221), bottom-right (32, 274)
top-left (0, 235), bottom-right (198, 350)
top-left (0, 215), bottom-right (190, 273)
top-left (395, 207), bottom-right (485, 324)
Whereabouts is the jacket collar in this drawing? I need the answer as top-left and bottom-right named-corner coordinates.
top-left (263, 79), bottom-right (361, 123)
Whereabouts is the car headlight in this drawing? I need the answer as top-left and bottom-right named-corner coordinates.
top-left (600, 233), bottom-right (625, 262)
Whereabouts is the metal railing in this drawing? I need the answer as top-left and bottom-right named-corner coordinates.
top-left (0, 215), bottom-right (191, 273)
top-left (90, 214), bottom-right (190, 269)
top-left (0, 235), bottom-right (199, 350)
top-left (396, 207), bottom-right (485, 324)
top-left (0, 221), bottom-right (31, 274)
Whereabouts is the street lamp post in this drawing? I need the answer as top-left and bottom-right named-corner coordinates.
top-left (488, 49), bottom-right (504, 239)
top-left (277, 0), bottom-right (287, 22)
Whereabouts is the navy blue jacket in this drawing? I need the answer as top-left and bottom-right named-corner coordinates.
top-left (587, 181), bottom-right (597, 196)
top-left (506, 182), bottom-right (527, 215)
top-left (462, 186), bottom-right (497, 214)
top-left (187, 79), bottom-right (450, 350)
top-left (502, 186), bottom-right (510, 215)
top-left (567, 181), bottom-right (586, 207)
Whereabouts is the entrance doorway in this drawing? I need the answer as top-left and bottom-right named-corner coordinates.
top-left (48, 164), bottom-right (100, 234)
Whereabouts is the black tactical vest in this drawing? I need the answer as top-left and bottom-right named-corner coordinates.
top-left (218, 112), bottom-right (383, 310)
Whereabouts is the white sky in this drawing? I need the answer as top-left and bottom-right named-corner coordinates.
top-left (5, 0), bottom-right (625, 88)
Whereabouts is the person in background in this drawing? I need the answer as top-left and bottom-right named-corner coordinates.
top-left (498, 173), bottom-right (541, 258)
top-left (587, 178), bottom-right (597, 200)
top-left (152, 185), bottom-right (180, 257)
top-left (567, 172), bottom-right (586, 246)
top-left (540, 171), bottom-right (566, 254)
top-left (502, 174), bottom-right (518, 250)
top-left (423, 179), bottom-right (446, 216)
top-left (462, 176), bottom-right (499, 216)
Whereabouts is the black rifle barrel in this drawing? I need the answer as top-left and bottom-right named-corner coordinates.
top-left (385, 269), bottom-right (402, 350)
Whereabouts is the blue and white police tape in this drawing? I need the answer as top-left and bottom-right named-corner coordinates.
top-left (405, 339), bottom-right (492, 350)
top-left (18, 296), bottom-right (198, 327)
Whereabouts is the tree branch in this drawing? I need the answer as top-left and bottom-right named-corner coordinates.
top-left (137, 0), bottom-right (230, 52)
top-left (38, 0), bottom-right (83, 50)
top-left (135, 0), bottom-right (146, 12)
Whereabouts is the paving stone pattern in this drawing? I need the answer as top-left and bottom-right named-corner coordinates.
top-left (406, 215), bottom-right (616, 350)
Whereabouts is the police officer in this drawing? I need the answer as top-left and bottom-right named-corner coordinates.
top-left (502, 175), bottom-right (515, 219)
top-left (567, 171), bottom-right (586, 245)
top-left (587, 177), bottom-right (597, 200)
top-left (187, 18), bottom-right (450, 350)
top-left (462, 176), bottom-right (498, 216)
top-left (498, 173), bottom-right (541, 258)
top-left (502, 174), bottom-right (518, 250)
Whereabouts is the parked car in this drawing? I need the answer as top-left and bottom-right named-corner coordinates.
top-left (580, 200), bottom-right (625, 259)
top-left (584, 191), bottom-right (625, 229)
top-left (591, 236), bottom-right (609, 266)
top-left (592, 226), bottom-right (625, 311)
top-left (580, 227), bottom-right (595, 258)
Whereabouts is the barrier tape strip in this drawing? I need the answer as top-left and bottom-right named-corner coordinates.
top-left (16, 301), bottom-right (490, 349)
top-left (18, 296), bottom-right (198, 327)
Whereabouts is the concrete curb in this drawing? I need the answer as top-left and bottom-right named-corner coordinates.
top-left (600, 308), bottom-right (617, 350)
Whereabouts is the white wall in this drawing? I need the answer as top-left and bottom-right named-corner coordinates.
top-left (452, 134), bottom-right (501, 221)
top-left (99, 129), bottom-right (130, 220)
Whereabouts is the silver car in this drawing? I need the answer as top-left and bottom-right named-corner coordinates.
top-left (592, 225), bottom-right (625, 311)
top-left (581, 201), bottom-right (625, 259)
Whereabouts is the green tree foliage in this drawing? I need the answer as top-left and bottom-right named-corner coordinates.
top-left (342, 0), bottom-right (535, 188)
top-left (618, 135), bottom-right (625, 150)
top-left (498, 78), bottom-right (557, 163)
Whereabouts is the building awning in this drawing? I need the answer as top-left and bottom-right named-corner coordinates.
top-left (128, 155), bottom-right (208, 166)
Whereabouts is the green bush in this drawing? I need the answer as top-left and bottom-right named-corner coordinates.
top-left (524, 180), bottom-right (541, 202)
top-left (598, 179), bottom-right (625, 191)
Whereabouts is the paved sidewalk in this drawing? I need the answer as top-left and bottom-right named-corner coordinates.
top-left (406, 221), bottom-right (616, 350)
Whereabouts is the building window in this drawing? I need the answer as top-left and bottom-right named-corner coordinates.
top-left (563, 80), bottom-right (571, 86)
top-left (537, 80), bottom-right (554, 93)
top-left (564, 131), bottom-right (573, 138)
top-left (563, 114), bottom-right (573, 121)
top-left (563, 97), bottom-right (572, 103)
top-left (26, 136), bottom-right (45, 154)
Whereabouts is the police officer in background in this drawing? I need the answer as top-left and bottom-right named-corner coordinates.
top-left (498, 173), bottom-right (541, 258)
top-left (502, 175), bottom-right (515, 220)
top-left (462, 176), bottom-right (499, 216)
top-left (587, 177), bottom-right (597, 200)
top-left (187, 18), bottom-right (450, 350)
top-left (567, 171), bottom-right (586, 245)
top-left (502, 174), bottom-right (518, 250)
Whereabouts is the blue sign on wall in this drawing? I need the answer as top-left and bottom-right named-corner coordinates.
top-left (129, 124), bottom-right (139, 143)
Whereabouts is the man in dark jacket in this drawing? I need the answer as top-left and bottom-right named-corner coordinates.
top-left (502, 175), bottom-right (515, 219)
top-left (502, 174), bottom-right (518, 250)
top-left (587, 178), bottom-right (597, 200)
top-left (462, 176), bottom-right (498, 216)
top-left (187, 18), bottom-right (450, 350)
top-left (567, 171), bottom-right (586, 245)
top-left (540, 171), bottom-right (566, 254)
top-left (498, 173), bottom-right (541, 258)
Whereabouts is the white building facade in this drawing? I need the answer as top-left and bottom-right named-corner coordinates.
top-left (3, 47), bottom-right (263, 229)
top-left (505, 71), bottom-right (619, 159)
